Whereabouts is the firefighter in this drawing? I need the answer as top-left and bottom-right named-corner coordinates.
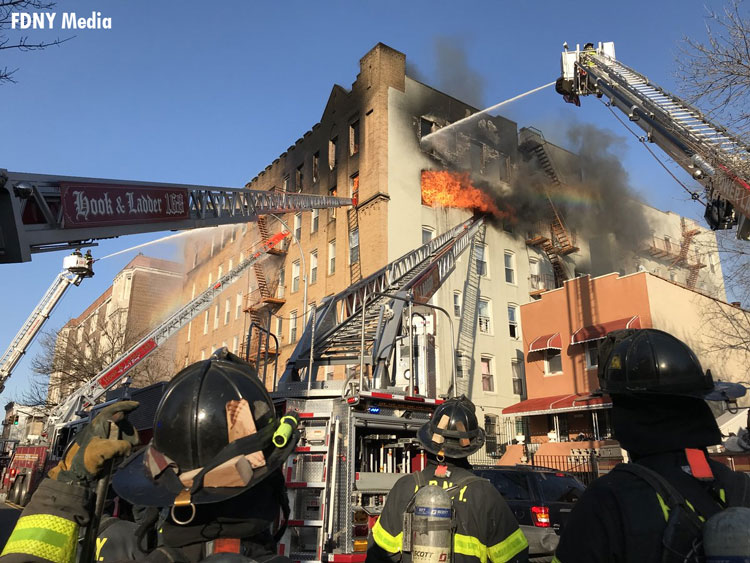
top-left (366, 396), bottom-right (529, 563)
top-left (553, 329), bottom-right (750, 563)
top-left (1, 349), bottom-right (300, 563)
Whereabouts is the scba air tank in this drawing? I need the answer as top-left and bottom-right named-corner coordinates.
top-left (411, 485), bottom-right (454, 563)
top-left (704, 507), bottom-right (750, 562)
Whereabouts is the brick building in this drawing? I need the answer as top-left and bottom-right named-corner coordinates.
top-left (47, 254), bottom-right (183, 405)
top-left (503, 271), bottom-right (750, 452)
top-left (175, 43), bottom-right (726, 454)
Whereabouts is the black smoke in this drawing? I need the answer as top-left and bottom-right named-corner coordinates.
top-left (433, 37), bottom-right (485, 110)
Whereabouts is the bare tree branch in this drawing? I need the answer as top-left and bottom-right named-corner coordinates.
top-left (0, 0), bottom-right (72, 84)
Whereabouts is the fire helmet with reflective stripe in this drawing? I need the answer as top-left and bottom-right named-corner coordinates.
top-left (417, 395), bottom-right (485, 458)
top-left (113, 348), bottom-right (299, 507)
top-left (598, 329), bottom-right (745, 401)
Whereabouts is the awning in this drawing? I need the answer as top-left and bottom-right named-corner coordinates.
top-left (570, 315), bottom-right (641, 345)
top-left (502, 393), bottom-right (612, 417)
top-left (528, 333), bottom-right (562, 353)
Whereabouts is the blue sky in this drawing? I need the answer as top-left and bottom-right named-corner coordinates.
top-left (0, 0), bottom-right (734, 401)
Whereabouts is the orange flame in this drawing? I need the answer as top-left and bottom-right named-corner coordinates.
top-left (421, 170), bottom-right (503, 217)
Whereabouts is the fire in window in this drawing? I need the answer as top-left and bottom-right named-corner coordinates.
top-left (350, 173), bottom-right (359, 206)
top-left (350, 120), bottom-right (360, 156)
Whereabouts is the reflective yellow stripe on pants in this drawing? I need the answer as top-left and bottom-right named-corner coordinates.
top-left (1, 513), bottom-right (77, 563)
top-left (372, 517), bottom-right (403, 553)
top-left (455, 528), bottom-right (529, 563)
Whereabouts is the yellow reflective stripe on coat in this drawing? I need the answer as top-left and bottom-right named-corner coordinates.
top-left (488, 528), bottom-right (528, 562)
top-left (372, 517), bottom-right (403, 553)
top-left (655, 492), bottom-right (670, 521)
top-left (551, 557), bottom-right (562, 563)
top-left (1, 513), bottom-right (77, 562)
top-left (455, 528), bottom-right (529, 563)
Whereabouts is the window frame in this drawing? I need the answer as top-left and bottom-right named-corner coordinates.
top-left (292, 260), bottom-right (300, 293)
top-left (289, 310), bottom-right (298, 343)
top-left (545, 349), bottom-right (563, 375)
top-left (507, 303), bottom-right (519, 339)
top-left (504, 251), bottom-right (516, 285)
top-left (310, 250), bottom-right (318, 285)
top-left (511, 359), bottom-right (524, 395)
top-left (480, 355), bottom-right (495, 393)
top-left (453, 291), bottom-right (462, 318)
top-left (585, 341), bottom-right (600, 370)
top-left (478, 298), bottom-right (492, 335)
top-left (328, 240), bottom-right (336, 274)
top-left (475, 243), bottom-right (489, 278)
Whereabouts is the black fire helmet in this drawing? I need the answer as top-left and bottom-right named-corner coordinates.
top-left (113, 348), bottom-right (299, 508)
top-left (417, 395), bottom-right (485, 458)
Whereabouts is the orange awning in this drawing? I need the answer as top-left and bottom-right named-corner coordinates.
top-left (502, 393), bottom-right (612, 417)
top-left (528, 332), bottom-right (562, 353)
top-left (571, 315), bottom-right (641, 345)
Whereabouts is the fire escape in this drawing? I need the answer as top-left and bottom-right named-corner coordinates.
top-left (518, 127), bottom-right (578, 288)
top-left (648, 217), bottom-right (706, 289)
top-left (241, 215), bottom-right (287, 372)
top-left (348, 177), bottom-right (362, 284)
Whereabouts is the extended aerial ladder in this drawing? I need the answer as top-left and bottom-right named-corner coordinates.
top-left (0, 252), bottom-right (94, 394)
top-left (556, 41), bottom-right (750, 239)
top-left (0, 169), bottom-right (353, 263)
top-left (46, 230), bottom-right (292, 430)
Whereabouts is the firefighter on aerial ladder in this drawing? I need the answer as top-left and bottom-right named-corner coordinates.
top-left (366, 396), bottom-right (529, 563)
top-left (0, 349), bottom-right (301, 563)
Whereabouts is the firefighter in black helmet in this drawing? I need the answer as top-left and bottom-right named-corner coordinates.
top-left (1, 349), bottom-right (300, 563)
top-left (553, 329), bottom-right (750, 563)
top-left (366, 396), bottom-right (529, 563)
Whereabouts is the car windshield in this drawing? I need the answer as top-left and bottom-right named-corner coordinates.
top-left (538, 473), bottom-right (585, 503)
top-left (476, 470), bottom-right (531, 501)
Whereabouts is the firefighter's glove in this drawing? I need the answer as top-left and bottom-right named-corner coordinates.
top-left (49, 400), bottom-right (140, 486)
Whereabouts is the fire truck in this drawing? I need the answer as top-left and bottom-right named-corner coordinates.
top-left (556, 41), bottom-right (750, 240)
top-left (270, 216), bottom-right (485, 562)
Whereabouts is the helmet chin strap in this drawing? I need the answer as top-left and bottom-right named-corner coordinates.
top-left (435, 451), bottom-right (450, 477)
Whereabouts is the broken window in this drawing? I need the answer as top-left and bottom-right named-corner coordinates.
top-left (295, 164), bottom-right (304, 192)
top-left (470, 141), bottom-right (484, 172)
top-left (329, 137), bottom-right (338, 170)
top-left (420, 117), bottom-right (436, 138)
top-left (312, 152), bottom-right (319, 183)
top-left (350, 120), bottom-right (360, 156)
top-left (350, 173), bottom-right (359, 204)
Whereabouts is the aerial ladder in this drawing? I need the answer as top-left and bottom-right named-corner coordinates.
top-left (46, 230), bottom-right (292, 430)
top-left (0, 169), bottom-right (353, 263)
top-left (0, 252), bottom-right (94, 394)
top-left (556, 41), bottom-right (750, 239)
top-left (270, 216), bottom-right (483, 563)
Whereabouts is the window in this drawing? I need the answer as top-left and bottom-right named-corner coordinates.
top-left (208, 273), bottom-right (212, 288)
top-left (478, 299), bottom-right (492, 334)
top-left (311, 208), bottom-right (319, 234)
top-left (470, 141), bottom-right (484, 172)
top-left (664, 235), bottom-right (672, 253)
top-left (485, 414), bottom-right (499, 455)
top-left (350, 227), bottom-right (360, 264)
top-left (203, 311), bottom-right (209, 335)
top-left (228, 258), bottom-right (233, 272)
top-left (292, 260), bottom-right (300, 293)
top-left (290, 310), bottom-right (298, 343)
top-left (225, 298), bottom-right (231, 325)
top-left (232, 336), bottom-right (239, 355)
top-left (329, 137), bottom-right (337, 170)
top-left (312, 152), bottom-right (319, 183)
top-left (481, 356), bottom-right (494, 392)
top-left (213, 304), bottom-right (219, 330)
top-left (529, 258), bottom-right (541, 289)
top-left (328, 240), bottom-right (336, 274)
top-left (350, 120), bottom-right (360, 155)
top-left (191, 283), bottom-right (196, 300)
top-left (295, 164), bottom-right (304, 192)
top-left (453, 291), bottom-right (462, 317)
top-left (186, 321), bottom-right (192, 342)
top-left (475, 244), bottom-right (488, 277)
top-left (420, 117), bottom-right (435, 138)
top-left (235, 293), bottom-right (242, 320)
top-left (329, 186), bottom-right (337, 220)
top-left (511, 360), bottom-right (524, 395)
top-left (200, 349), bottom-right (206, 361)
top-left (545, 349), bottom-right (563, 375)
top-left (276, 317), bottom-right (283, 340)
top-left (282, 175), bottom-right (289, 192)
top-left (294, 213), bottom-right (302, 241)
top-left (230, 228), bottom-right (236, 243)
top-left (422, 226), bottom-right (434, 245)
top-left (507, 304), bottom-right (519, 339)
top-left (240, 251), bottom-right (245, 264)
top-left (277, 268), bottom-right (285, 298)
top-left (350, 173), bottom-right (359, 205)
top-left (310, 250), bottom-right (318, 284)
top-left (210, 236), bottom-right (215, 257)
top-left (218, 265), bottom-right (223, 280)
top-left (504, 251), bottom-right (516, 284)
top-left (585, 341), bottom-right (600, 369)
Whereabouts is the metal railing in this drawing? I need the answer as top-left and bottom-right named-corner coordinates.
top-left (529, 273), bottom-right (555, 291)
top-left (478, 316), bottom-right (491, 334)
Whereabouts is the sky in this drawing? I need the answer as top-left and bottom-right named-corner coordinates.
top-left (0, 0), bottom-right (737, 401)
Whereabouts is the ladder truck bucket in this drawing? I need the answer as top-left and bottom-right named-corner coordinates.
top-left (62, 252), bottom-right (94, 278)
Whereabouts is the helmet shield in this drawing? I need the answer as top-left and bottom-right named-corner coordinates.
top-left (599, 329), bottom-right (745, 401)
top-left (417, 396), bottom-right (485, 458)
top-left (113, 349), bottom-right (299, 507)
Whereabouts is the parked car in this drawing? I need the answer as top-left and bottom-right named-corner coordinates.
top-left (472, 465), bottom-right (586, 560)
